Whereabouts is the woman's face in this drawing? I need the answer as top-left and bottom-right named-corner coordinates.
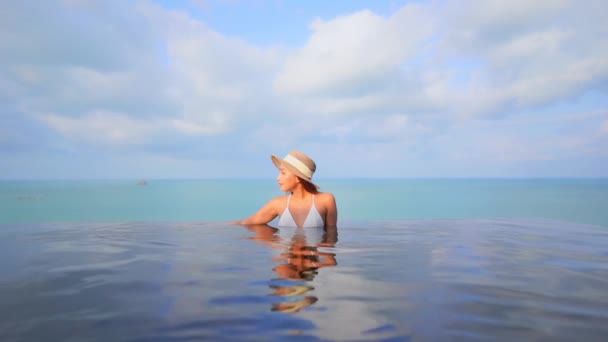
top-left (277, 166), bottom-right (299, 192)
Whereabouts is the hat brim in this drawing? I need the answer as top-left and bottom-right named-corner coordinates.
top-left (271, 154), bottom-right (320, 190)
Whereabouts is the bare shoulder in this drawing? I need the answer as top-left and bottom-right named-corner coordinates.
top-left (269, 195), bottom-right (288, 207)
top-left (270, 195), bottom-right (288, 201)
top-left (316, 192), bottom-right (336, 205)
top-left (255, 195), bottom-right (288, 214)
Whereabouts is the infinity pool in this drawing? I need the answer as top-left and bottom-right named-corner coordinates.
top-left (1, 219), bottom-right (607, 341)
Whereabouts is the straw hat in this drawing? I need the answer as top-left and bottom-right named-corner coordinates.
top-left (271, 150), bottom-right (319, 190)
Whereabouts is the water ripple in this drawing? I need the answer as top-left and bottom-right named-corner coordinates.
top-left (1, 218), bottom-right (607, 341)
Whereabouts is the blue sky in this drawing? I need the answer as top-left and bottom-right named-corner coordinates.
top-left (1, 0), bottom-right (607, 179)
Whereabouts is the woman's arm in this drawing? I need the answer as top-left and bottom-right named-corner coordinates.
top-left (235, 197), bottom-right (282, 225)
top-left (323, 193), bottom-right (338, 228)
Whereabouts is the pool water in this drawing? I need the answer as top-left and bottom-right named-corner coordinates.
top-left (1, 218), bottom-right (607, 341)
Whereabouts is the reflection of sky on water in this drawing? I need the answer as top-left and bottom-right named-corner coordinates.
top-left (1, 219), bottom-right (607, 341)
top-left (296, 267), bottom-right (417, 340)
top-left (427, 219), bottom-right (608, 340)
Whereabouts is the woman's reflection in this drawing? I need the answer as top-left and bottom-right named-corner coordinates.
top-left (243, 224), bottom-right (338, 313)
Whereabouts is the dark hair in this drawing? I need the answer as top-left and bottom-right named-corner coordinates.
top-left (299, 178), bottom-right (319, 193)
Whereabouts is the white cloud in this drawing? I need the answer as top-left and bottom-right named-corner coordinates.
top-left (367, 114), bottom-right (408, 137)
top-left (439, 0), bottom-right (608, 117)
top-left (138, 3), bottom-right (285, 134)
top-left (601, 120), bottom-right (608, 134)
top-left (436, 110), bottom-right (608, 164)
top-left (268, 0), bottom-right (608, 126)
top-left (486, 30), bottom-right (568, 68)
top-left (273, 5), bottom-right (434, 97)
top-left (2, 1), bottom-right (285, 146)
top-left (171, 115), bottom-right (230, 136)
top-left (444, 0), bottom-right (571, 43)
top-left (38, 111), bottom-right (163, 146)
top-left (1, 0), bottom-right (607, 178)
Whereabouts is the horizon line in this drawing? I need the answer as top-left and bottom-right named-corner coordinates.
top-left (1, 176), bottom-right (607, 181)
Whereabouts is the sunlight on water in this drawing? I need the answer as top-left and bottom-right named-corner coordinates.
top-left (1, 219), bottom-right (607, 341)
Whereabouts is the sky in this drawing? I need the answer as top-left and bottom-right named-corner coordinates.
top-left (1, 0), bottom-right (607, 179)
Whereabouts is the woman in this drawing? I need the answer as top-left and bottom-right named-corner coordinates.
top-left (236, 150), bottom-right (337, 228)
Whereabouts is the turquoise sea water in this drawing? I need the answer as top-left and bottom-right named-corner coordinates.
top-left (1, 179), bottom-right (608, 341)
top-left (2, 178), bottom-right (607, 226)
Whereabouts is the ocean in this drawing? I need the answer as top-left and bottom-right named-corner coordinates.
top-left (2, 178), bottom-right (608, 226)
top-left (1, 179), bottom-right (607, 341)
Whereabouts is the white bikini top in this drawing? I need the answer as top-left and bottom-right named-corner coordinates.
top-left (278, 194), bottom-right (324, 228)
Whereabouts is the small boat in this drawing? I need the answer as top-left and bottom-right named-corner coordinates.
top-left (16, 194), bottom-right (44, 200)
top-left (136, 180), bottom-right (148, 186)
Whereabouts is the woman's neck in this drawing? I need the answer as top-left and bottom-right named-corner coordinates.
top-left (290, 185), bottom-right (312, 200)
